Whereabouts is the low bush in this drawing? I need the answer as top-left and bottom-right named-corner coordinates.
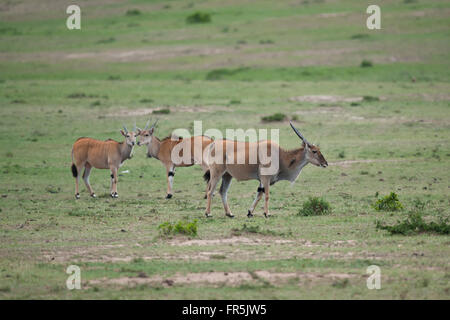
top-left (298, 197), bottom-right (331, 216)
top-left (186, 12), bottom-right (211, 24)
top-left (261, 113), bottom-right (286, 122)
top-left (361, 59), bottom-right (373, 67)
top-left (231, 224), bottom-right (290, 237)
top-left (158, 220), bottom-right (198, 237)
top-left (205, 67), bottom-right (249, 80)
top-left (376, 212), bottom-right (449, 235)
top-left (126, 9), bottom-right (141, 16)
top-left (373, 192), bottom-right (403, 211)
top-left (363, 95), bottom-right (380, 102)
top-left (351, 34), bottom-right (370, 40)
top-left (153, 108), bottom-right (170, 114)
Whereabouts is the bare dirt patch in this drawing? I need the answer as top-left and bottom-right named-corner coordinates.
top-left (169, 236), bottom-right (294, 246)
top-left (289, 95), bottom-right (363, 103)
top-left (329, 159), bottom-right (407, 168)
top-left (110, 105), bottom-right (228, 117)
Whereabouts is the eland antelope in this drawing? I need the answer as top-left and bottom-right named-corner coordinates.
top-left (203, 122), bottom-right (328, 218)
top-left (137, 120), bottom-right (213, 199)
top-left (71, 124), bottom-right (138, 199)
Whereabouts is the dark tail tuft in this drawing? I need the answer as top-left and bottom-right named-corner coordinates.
top-left (203, 170), bottom-right (210, 183)
top-left (71, 164), bottom-right (78, 178)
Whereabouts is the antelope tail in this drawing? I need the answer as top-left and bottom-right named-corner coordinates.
top-left (203, 170), bottom-right (211, 183)
top-left (71, 148), bottom-right (78, 177)
top-left (71, 164), bottom-right (78, 178)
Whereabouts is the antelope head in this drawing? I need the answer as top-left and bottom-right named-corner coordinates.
top-left (120, 124), bottom-right (137, 147)
top-left (137, 119), bottom-right (158, 152)
top-left (289, 121), bottom-right (328, 168)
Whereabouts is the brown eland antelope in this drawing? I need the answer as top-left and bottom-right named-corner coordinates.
top-left (137, 120), bottom-right (213, 199)
top-left (71, 124), bottom-right (138, 199)
top-left (203, 122), bottom-right (328, 218)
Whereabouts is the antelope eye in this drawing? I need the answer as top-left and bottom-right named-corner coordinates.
top-left (145, 134), bottom-right (149, 137)
top-left (313, 150), bottom-right (317, 154)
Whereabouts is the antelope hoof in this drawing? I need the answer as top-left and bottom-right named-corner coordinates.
top-left (111, 192), bottom-right (118, 198)
top-left (166, 194), bottom-right (173, 199)
top-left (247, 210), bottom-right (253, 218)
top-left (205, 213), bottom-right (212, 218)
top-left (75, 193), bottom-right (80, 200)
top-left (226, 213), bottom-right (234, 218)
top-left (264, 213), bottom-right (271, 218)
top-left (90, 193), bottom-right (96, 198)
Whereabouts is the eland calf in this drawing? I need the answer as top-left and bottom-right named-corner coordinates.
top-left (71, 125), bottom-right (138, 199)
top-left (137, 120), bottom-right (213, 199)
top-left (203, 122), bottom-right (328, 218)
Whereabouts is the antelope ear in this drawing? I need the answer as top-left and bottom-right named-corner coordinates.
top-left (302, 141), bottom-right (307, 148)
top-left (136, 128), bottom-right (142, 135)
top-left (149, 127), bottom-right (154, 135)
top-left (120, 130), bottom-right (126, 136)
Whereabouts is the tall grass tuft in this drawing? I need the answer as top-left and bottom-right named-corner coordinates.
top-left (186, 12), bottom-right (211, 24)
top-left (373, 192), bottom-right (403, 211)
top-left (298, 197), bottom-right (331, 216)
top-left (376, 212), bottom-right (449, 235)
top-left (158, 220), bottom-right (198, 237)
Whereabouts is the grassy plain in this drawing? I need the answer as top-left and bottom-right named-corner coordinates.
top-left (0, 0), bottom-right (449, 299)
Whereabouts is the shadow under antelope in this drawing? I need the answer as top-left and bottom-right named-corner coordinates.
top-left (203, 122), bottom-right (328, 218)
top-left (71, 124), bottom-right (138, 199)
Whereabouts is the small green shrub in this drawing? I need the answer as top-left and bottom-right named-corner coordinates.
top-left (298, 197), bottom-right (331, 216)
top-left (373, 192), bottom-right (403, 211)
top-left (361, 59), bottom-right (373, 67)
top-left (338, 150), bottom-right (345, 158)
top-left (126, 9), bottom-right (141, 16)
top-left (67, 92), bottom-right (86, 99)
top-left (229, 99), bottom-right (241, 105)
top-left (96, 37), bottom-right (115, 44)
top-left (332, 278), bottom-right (349, 288)
top-left (261, 113), bottom-right (286, 122)
top-left (351, 34), bottom-right (370, 40)
top-left (231, 224), bottom-right (289, 237)
top-left (139, 98), bottom-right (154, 103)
top-left (158, 220), bottom-right (198, 237)
top-left (376, 212), bottom-right (449, 235)
top-left (363, 95), bottom-right (380, 102)
top-left (205, 67), bottom-right (249, 80)
top-left (153, 108), bottom-right (170, 114)
top-left (186, 12), bottom-right (211, 24)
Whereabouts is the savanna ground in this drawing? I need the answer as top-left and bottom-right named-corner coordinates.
top-left (0, 0), bottom-right (449, 299)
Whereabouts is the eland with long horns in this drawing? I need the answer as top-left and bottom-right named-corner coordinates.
top-left (203, 122), bottom-right (328, 218)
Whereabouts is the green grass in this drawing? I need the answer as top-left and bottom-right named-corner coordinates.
top-left (0, 0), bottom-right (449, 300)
